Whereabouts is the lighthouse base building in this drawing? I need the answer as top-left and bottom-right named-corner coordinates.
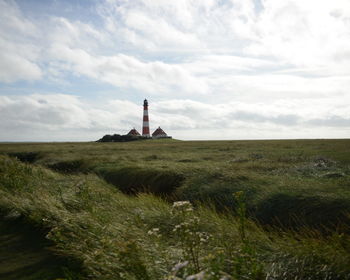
top-left (127, 128), bottom-right (141, 137)
top-left (152, 127), bottom-right (171, 139)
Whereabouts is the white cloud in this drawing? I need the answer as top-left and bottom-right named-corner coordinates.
top-left (247, 0), bottom-right (350, 68)
top-left (99, 0), bottom-right (258, 53)
top-left (48, 45), bottom-right (209, 95)
top-left (48, 17), bottom-right (108, 51)
top-left (0, 0), bottom-right (42, 82)
top-left (1, 0), bottom-right (350, 140)
top-left (0, 50), bottom-right (42, 83)
top-left (0, 94), bottom-right (90, 129)
top-left (0, 0), bottom-right (38, 39)
top-left (122, 10), bottom-right (201, 50)
top-left (1, 94), bottom-right (349, 141)
top-left (2, 0), bottom-right (350, 98)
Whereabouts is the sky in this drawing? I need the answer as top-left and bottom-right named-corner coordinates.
top-left (0, 0), bottom-right (350, 141)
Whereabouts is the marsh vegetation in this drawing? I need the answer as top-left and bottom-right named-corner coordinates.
top-left (0, 139), bottom-right (350, 279)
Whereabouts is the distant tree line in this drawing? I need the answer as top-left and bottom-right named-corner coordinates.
top-left (97, 134), bottom-right (148, 142)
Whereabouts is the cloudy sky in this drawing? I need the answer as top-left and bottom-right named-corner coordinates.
top-left (1, 0), bottom-right (350, 141)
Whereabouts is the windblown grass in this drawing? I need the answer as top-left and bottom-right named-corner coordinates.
top-left (1, 139), bottom-right (350, 278)
top-left (1, 154), bottom-right (350, 279)
top-left (1, 139), bottom-right (350, 232)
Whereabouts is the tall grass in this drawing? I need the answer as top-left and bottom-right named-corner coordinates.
top-left (2, 139), bottom-right (350, 231)
top-left (1, 155), bottom-right (350, 279)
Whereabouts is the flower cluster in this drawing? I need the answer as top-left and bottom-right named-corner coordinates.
top-left (147, 227), bottom-right (161, 238)
top-left (171, 201), bottom-right (211, 273)
top-left (173, 201), bottom-right (194, 212)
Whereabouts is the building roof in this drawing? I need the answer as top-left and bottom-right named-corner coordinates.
top-left (127, 128), bottom-right (141, 136)
top-left (152, 127), bottom-right (167, 136)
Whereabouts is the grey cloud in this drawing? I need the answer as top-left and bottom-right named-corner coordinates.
top-left (154, 100), bottom-right (301, 128)
top-left (1, 95), bottom-right (350, 141)
top-left (0, 95), bottom-right (87, 129)
top-left (231, 111), bottom-right (300, 126)
top-left (333, 51), bottom-right (350, 62)
top-left (0, 95), bottom-right (146, 141)
top-left (306, 116), bottom-right (350, 128)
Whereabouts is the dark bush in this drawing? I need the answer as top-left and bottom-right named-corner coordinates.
top-left (97, 134), bottom-right (148, 142)
top-left (98, 167), bottom-right (184, 196)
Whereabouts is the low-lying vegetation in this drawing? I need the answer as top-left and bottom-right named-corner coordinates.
top-left (0, 139), bottom-right (350, 279)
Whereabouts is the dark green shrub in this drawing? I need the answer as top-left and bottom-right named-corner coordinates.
top-left (97, 134), bottom-right (148, 142)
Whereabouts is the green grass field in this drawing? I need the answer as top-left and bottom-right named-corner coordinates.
top-left (1, 139), bottom-right (350, 279)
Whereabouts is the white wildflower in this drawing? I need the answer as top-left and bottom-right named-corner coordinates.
top-left (148, 227), bottom-right (161, 237)
top-left (172, 261), bottom-right (189, 273)
top-left (186, 271), bottom-right (205, 280)
top-left (173, 201), bottom-right (192, 208)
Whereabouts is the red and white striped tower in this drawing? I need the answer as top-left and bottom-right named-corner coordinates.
top-left (142, 99), bottom-right (150, 137)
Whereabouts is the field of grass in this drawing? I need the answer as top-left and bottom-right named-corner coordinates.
top-left (0, 139), bottom-right (350, 279)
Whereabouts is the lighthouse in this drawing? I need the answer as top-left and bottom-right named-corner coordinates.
top-left (142, 99), bottom-right (150, 137)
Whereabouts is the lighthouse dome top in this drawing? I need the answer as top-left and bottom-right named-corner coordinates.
top-left (143, 99), bottom-right (148, 106)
